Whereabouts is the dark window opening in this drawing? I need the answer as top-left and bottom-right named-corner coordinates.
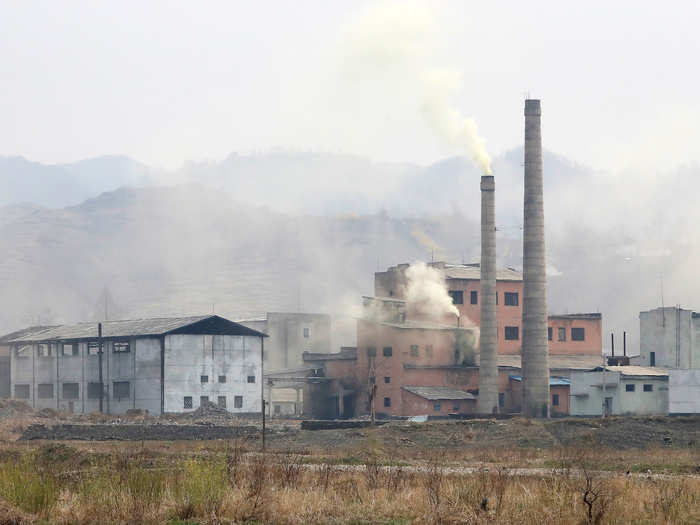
top-left (63, 383), bottom-right (79, 400)
top-left (113, 341), bottom-right (130, 353)
top-left (113, 381), bottom-right (130, 400)
top-left (200, 396), bottom-right (209, 405)
top-left (498, 392), bottom-right (505, 407)
top-left (303, 327), bottom-right (310, 338)
top-left (453, 404), bottom-right (460, 412)
top-left (87, 342), bottom-right (101, 355)
top-left (552, 394), bottom-right (559, 406)
top-left (382, 347), bottom-right (392, 357)
top-left (425, 345), bottom-right (434, 357)
top-left (367, 346), bottom-right (377, 358)
top-left (383, 397), bottom-right (391, 407)
top-left (184, 396), bottom-right (193, 409)
top-left (87, 382), bottom-right (102, 399)
top-left (448, 290), bottom-right (464, 305)
top-left (247, 375), bottom-right (256, 383)
top-left (548, 327), bottom-right (553, 341)
top-left (625, 384), bottom-right (635, 392)
top-left (63, 343), bottom-right (79, 356)
top-left (410, 344), bottom-right (419, 357)
top-left (650, 352), bottom-right (656, 366)
top-left (571, 328), bottom-right (585, 341)
top-left (38, 384), bottom-right (54, 399)
top-left (505, 326), bottom-right (519, 340)
top-left (218, 375), bottom-right (226, 383)
top-left (643, 384), bottom-right (653, 392)
top-left (233, 396), bottom-right (243, 409)
top-left (470, 291), bottom-right (478, 305)
top-left (504, 292), bottom-right (519, 306)
top-left (495, 293), bottom-right (498, 305)
top-left (201, 375), bottom-right (209, 383)
top-left (221, 396), bottom-right (230, 409)
top-left (384, 376), bottom-right (391, 384)
top-left (557, 327), bottom-right (566, 342)
top-left (433, 402), bottom-right (441, 411)
top-left (38, 343), bottom-right (52, 357)
top-left (14, 384), bottom-right (30, 399)
top-left (274, 404), bottom-right (281, 415)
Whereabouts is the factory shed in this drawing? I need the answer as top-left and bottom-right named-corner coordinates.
top-left (4, 315), bottom-right (266, 415)
top-left (401, 386), bottom-right (476, 417)
top-left (570, 366), bottom-right (669, 416)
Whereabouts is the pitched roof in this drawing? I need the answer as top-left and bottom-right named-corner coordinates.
top-left (2, 315), bottom-right (266, 343)
top-left (443, 263), bottom-right (523, 282)
top-left (402, 386), bottom-right (476, 401)
top-left (303, 347), bottom-right (358, 361)
top-left (0, 326), bottom-right (58, 344)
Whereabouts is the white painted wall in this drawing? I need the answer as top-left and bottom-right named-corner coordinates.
top-left (163, 334), bottom-right (262, 413)
top-left (669, 369), bottom-right (700, 414)
top-left (570, 370), bottom-right (668, 416)
top-left (639, 308), bottom-right (700, 368)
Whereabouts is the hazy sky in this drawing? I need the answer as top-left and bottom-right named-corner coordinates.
top-left (1, 1), bottom-right (699, 174)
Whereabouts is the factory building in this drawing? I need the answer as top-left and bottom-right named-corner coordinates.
top-left (2, 315), bottom-right (266, 415)
top-left (570, 366), bottom-right (669, 416)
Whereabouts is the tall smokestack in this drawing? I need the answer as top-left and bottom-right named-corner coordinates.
top-left (521, 99), bottom-right (550, 418)
top-left (477, 174), bottom-right (498, 414)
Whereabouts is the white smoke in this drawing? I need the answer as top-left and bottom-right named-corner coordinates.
top-left (341, 1), bottom-right (492, 174)
top-left (405, 262), bottom-right (459, 320)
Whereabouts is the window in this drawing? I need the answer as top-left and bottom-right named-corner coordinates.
top-left (643, 384), bottom-right (653, 392)
top-left (63, 343), bottom-right (79, 356)
top-left (14, 384), bottom-right (30, 399)
top-left (625, 384), bottom-right (635, 392)
top-left (201, 375), bottom-right (209, 383)
top-left (504, 292), bottom-right (519, 306)
top-left (453, 405), bottom-right (460, 412)
top-left (233, 396), bottom-right (243, 409)
top-left (62, 383), bottom-right (79, 400)
top-left (557, 327), bottom-right (566, 342)
top-left (571, 328), bottom-right (585, 341)
top-left (220, 396), bottom-right (229, 409)
top-left (247, 375), bottom-right (256, 384)
top-left (274, 404), bottom-right (281, 415)
top-left (367, 346), bottom-right (377, 358)
top-left (383, 397), bottom-right (391, 408)
top-left (448, 291), bottom-right (464, 305)
top-left (382, 347), bottom-right (392, 357)
top-left (369, 375), bottom-right (376, 385)
top-left (650, 352), bottom-right (656, 367)
top-left (504, 326), bottom-right (519, 340)
top-left (303, 327), bottom-right (310, 338)
top-left (384, 376), bottom-right (391, 384)
top-left (548, 327), bottom-right (553, 341)
top-left (200, 396), bottom-right (209, 405)
top-left (15, 345), bottom-right (31, 358)
top-left (113, 341), bottom-right (130, 353)
top-left (184, 396), bottom-right (193, 409)
top-left (38, 384), bottom-right (54, 399)
top-left (470, 291), bottom-right (478, 305)
top-left (425, 345), bottom-right (434, 357)
top-left (87, 342), bottom-right (101, 355)
top-left (433, 402), bottom-right (441, 411)
top-left (113, 381), bottom-right (130, 400)
top-left (38, 343), bottom-right (52, 357)
top-left (552, 394), bottom-right (559, 406)
top-left (87, 383), bottom-right (102, 399)
top-left (218, 375), bottom-right (226, 383)
top-left (498, 392), bottom-right (505, 408)
top-left (495, 293), bottom-right (498, 305)
top-left (410, 345), bottom-right (419, 357)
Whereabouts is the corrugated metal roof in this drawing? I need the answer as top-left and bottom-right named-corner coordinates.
top-left (509, 375), bottom-right (571, 386)
top-left (593, 365), bottom-right (669, 377)
top-left (0, 326), bottom-right (58, 344)
top-left (3, 315), bottom-right (266, 342)
top-left (443, 263), bottom-right (523, 282)
top-left (402, 386), bottom-right (476, 401)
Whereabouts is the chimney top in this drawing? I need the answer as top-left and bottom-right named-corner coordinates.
top-left (524, 99), bottom-right (541, 116)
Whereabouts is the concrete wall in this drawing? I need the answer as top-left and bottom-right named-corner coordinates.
top-left (163, 334), bottom-right (262, 414)
top-left (241, 313), bottom-right (330, 372)
top-left (639, 307), bottom-right (700, 368)
top-left (400, 390), bottom-right (476, 417)
top-left (570, 371), bottom-right (668, 416)
top-left (548, 316), bottom-right (603, 356)
top-left (669, 369), bottom-right (700, 414)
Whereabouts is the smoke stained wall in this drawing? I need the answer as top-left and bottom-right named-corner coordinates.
top-left (477, 175), bottom-right (498, 414)
top-left (521, 99), bottom-right (550, 418)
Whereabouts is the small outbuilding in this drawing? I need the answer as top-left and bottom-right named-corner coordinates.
top-left (400, 386), bottom-right (476, 417)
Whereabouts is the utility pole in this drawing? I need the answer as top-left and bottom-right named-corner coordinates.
top-left (98, 322), bottom-right (104, 414)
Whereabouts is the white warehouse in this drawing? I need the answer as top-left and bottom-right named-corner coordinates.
top-left (3, 315), bottom-right (266, 415)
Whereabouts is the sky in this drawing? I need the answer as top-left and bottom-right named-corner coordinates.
top-left (1, 0), bottom-right (699, 174)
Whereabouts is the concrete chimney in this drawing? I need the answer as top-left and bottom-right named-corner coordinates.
top-left (477, 175), bottom-right (498, 414)
top-left (521, 99), bottom-right (550, 418)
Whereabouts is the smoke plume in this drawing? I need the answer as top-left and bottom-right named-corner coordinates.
top-left (341, 1), bottom-right (491, 174)
top-left (405, 262), bottom-right (459, 320)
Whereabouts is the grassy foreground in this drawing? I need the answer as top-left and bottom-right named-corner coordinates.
top-left (0, 441), bottom-right (698, 524)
